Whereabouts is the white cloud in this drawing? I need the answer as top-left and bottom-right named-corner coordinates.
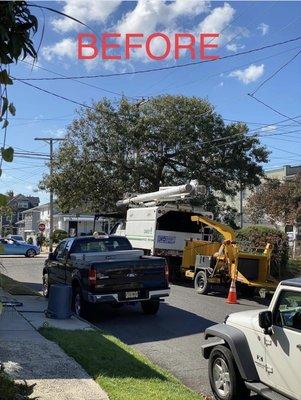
top-left (198, 3), bottom-right (235, 35)
top-left (229, 64), bottom-right (264, 84)
top-left (52, 0), bottom-right (121, 32)
top-left (42, 38), bottom-right (76, 61)
top-left (261, 125), bottom-right (277, 132)
top-left (117, 0), bottom-right (209, 35)
top-left (226, 42), bottom-right (245, 52)
top-left (257, 22), bottom-right (269, 36)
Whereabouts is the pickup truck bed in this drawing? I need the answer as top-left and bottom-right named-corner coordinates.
top-left (43, 235), bottom-right (170, 318)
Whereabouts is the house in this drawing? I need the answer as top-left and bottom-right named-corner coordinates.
top-left (17, 203), bottom-right (113, 240)
top-left (0, 194), bottom-right (40, 236)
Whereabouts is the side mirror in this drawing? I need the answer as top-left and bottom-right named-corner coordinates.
top-left (259, 310), bottom-right (273, 335)
top-left (48, 252), bottom-right (55, 261)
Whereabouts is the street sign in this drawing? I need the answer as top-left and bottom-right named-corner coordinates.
top-left (38, 223), bottom-right (46, 232)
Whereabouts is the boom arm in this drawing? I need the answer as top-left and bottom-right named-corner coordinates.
top-left (191, 215), bottom-right (236, 242)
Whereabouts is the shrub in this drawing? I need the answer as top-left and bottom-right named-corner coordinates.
top-left (27, 237), bottom-right (33, 244)
top-left (236, 225), bottom-right (289, 279)
top-left (51, 229), bottom-right (68, 244)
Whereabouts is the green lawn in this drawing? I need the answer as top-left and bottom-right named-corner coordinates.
top-left (0, 272), bottom-right (39, 296)
top-left (40, 328), bottom-right (203, 400)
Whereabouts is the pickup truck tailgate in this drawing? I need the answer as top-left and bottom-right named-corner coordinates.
top-left (90, 257), bottom-right (167, 295)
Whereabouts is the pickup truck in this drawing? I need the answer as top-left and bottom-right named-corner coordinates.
top-left (202, 278), bottom-right (301, 400)
top-left (43, 235), bottom-right (170, 318)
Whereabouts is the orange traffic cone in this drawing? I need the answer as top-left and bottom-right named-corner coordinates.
top-left (226, 279), bottom-right (239, 304)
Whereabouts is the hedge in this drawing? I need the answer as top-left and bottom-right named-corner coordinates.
top-left (51, 229), bottom-right (68, 244)
top-left (236, 225), bottom-right (289, 279)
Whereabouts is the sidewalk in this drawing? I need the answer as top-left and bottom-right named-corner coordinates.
top-left (0, 293), bottom-right (109, 400)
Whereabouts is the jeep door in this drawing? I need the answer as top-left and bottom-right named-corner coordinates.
top-left (265, 289), bottom-right (301, 399)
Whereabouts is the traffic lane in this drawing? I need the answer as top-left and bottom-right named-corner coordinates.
top-left (0, 255), bottom-right (46, 292)
top-left (94, 283), bottom-right (267, 396)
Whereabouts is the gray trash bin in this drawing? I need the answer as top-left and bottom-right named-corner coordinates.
top-left (46, 284), bottom-right (72, 319)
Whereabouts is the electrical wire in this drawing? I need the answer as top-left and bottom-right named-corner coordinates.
top-left (250, 48), bottom-right (301, 95)
top-left (13, 35), bottom-right (301, 80)
top-left (247, 94), bottom-right (301, 126)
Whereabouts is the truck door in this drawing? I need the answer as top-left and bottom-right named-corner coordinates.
top-left (50, 240), bottom-right (68, 284)
top-left (265, 289), bottom-right (301, 399)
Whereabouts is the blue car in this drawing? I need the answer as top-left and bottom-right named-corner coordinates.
top-left (0, 239), bottom-right (40, 257)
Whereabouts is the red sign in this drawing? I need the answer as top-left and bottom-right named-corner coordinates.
top-left (38, 223), bottom-right (46, 232)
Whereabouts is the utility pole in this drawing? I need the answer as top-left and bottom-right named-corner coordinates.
top-left (34, 137), bottom-right (65, 253)
top-left (240, 182), bottom-right (244, 229)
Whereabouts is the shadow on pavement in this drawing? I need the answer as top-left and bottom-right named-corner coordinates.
top-left (92, 301), bottom-right (215, 345)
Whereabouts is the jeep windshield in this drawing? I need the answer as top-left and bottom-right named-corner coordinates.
top-left (70, 237), bottom-right (132, 253)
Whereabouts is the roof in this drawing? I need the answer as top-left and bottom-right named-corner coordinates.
top-left (281, 278), bottom-right (301, 288)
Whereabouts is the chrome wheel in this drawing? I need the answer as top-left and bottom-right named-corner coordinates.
top-left (26, 249), bottom-right (36, 258)
top-left (213, 357), bottom-right (231, 398)
top-left (42, 275), bottom-right (49, 297)
top-left (74, 293), bottom-right (81, 316)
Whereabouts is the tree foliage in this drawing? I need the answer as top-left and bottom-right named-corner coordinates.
top-left (0, 1), bottom-right (38, 175)
top-left (236, 225), bottom-right (289, 278)
top-left (41, 96), bottom-right (269, 213)
top-left (246, 173), bottom-right (301, 225)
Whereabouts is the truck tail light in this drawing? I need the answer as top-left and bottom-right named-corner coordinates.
top-left (165, 263), bottom-right (169, 282)
top-left (88, 267), bottom-right (97, 286)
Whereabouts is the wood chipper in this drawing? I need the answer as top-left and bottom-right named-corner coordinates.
top-left (181, 215), bottom-right (278, 296)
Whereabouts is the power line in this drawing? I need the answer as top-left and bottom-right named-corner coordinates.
top-left (14, 36), bottom-right (301, 80)
top-left (247, 94), bottom-right (301, 126)
top-left (13, 79), bottom-right (95, 110)
top-left (20, 59), bottom-right (141, 100)
top-left (251, 48), bottom-right (301, 95)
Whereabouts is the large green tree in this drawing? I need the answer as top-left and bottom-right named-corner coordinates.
top-left (246, 174), bottom-right (301, 225)
top-left (41, 96), bottom-right (269, 213)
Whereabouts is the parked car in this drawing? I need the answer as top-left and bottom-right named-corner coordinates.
top-left (43, 235), bottom-right (170, 318)
top-left (7, 234), bottom-right (26, 243)
top-left (202, 278), bottom-right (301, 400)
top-left (0, 238), bottom-right (40, 257)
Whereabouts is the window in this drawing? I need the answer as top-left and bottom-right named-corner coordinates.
top-left (54, 241), bottom-right (67, 260)
top-left (70, 237), bottom-right (132, 254)
top-left (274, 290), bottom-right (301, 332)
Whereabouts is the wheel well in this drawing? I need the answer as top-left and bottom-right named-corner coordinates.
top-left (72, 279), bottom-right (80, 291)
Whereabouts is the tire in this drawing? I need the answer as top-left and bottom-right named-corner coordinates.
top-left (25, 249), bottom-right (36, 258)
top-left (42, 273), bottom-right (50, 298)
top-left (141, 300), bottom-right (160, 315)
top-left (194, 270), bottom-right (209, 294)
top-left (208, 345), bottom-right (250, 400)
top-left (72, 286), bottom-right (89, 319)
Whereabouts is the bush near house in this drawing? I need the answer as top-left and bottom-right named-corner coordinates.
top-left (236, 226), bottom-right (289, 279)
top-left (51, 229), bottom-right (68, 244)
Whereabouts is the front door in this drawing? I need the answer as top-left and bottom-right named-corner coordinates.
top-left (264, 289), bottom-right (301, 399)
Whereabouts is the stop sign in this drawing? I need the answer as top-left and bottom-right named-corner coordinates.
top-left (38, 223), bottom-right (46, 232)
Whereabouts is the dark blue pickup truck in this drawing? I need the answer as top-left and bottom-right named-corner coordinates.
top-left (43, 235), bottom-right (170, 317)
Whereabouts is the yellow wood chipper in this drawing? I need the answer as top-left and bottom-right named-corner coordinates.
top-left (181, 215), bottom-right (278, 296)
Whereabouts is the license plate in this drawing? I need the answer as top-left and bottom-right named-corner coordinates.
top-left (125, 291), bottom-right (139, 299)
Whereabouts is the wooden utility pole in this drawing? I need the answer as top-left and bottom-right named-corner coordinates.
top-left (34, 137), bottom-right (65, 252)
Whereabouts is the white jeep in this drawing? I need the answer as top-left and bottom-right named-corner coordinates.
top-left (202, 278), bottom-right (301, 400)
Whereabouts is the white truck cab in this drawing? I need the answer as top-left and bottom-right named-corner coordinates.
top-left (202, 278), bottom-right (301, 400)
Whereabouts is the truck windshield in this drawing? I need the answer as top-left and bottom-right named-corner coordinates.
top-left (71, 237), bottom-right (132, 253)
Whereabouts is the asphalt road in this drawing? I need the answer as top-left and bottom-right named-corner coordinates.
top-left (0, 255), bottom-right (267, 398)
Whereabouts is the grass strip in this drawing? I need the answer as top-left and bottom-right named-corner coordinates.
top-left (40, 327), bottom-right (203, 400)
top-left (0, 273), bottom-right (39, 296)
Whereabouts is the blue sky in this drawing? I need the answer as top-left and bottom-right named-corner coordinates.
top-left (2, 0), bottom-right (301, 203)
